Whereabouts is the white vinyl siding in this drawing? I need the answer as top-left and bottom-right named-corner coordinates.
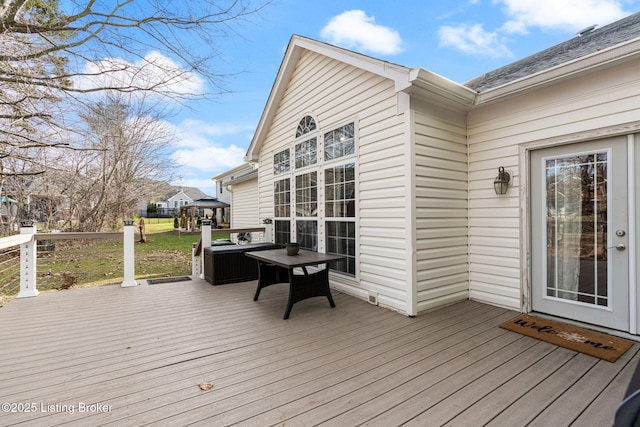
top-left (257, 50), bottom-right (410, 313)
top-left (230, 178), bottom-right (264, 242)
top-left (413, 110), bottom-right (469, 313)
top-left (467, 58), bottom-right (640, 310)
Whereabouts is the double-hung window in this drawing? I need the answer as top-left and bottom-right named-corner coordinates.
top-left (324, 161), bottom-right (356, 275)
top-left (295, 138), bottom-right (317, 168)
top-left (273, 148), bottom-right (291, 245)
top-left (295, 171), bottom-right (318, 251)
top-left (273, 148), bottom-right (290, 175)
top-left (273, 178), bottom-right (290, 245)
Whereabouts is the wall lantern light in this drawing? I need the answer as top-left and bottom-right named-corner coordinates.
top-left (493, 167), bottom-right (511, 195)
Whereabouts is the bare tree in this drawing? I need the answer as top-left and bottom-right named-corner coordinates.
top-left (1, 0), bottom-right (266, 176)
top-left (59, 93), bottom-right (177, 231)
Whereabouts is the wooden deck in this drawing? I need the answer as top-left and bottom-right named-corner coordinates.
top-left (0, 278), bottom-right (638, 426)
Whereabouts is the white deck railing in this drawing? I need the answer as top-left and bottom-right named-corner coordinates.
top-left (2, 221), bottom-right (273, 301)
top-left (0, 222), bottom-right (139, 301)
top-left (191, 221), bottom-right (271, 278)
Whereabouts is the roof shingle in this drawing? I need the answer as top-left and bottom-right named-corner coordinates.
top-left (464, 12), bottom-right (640, 92)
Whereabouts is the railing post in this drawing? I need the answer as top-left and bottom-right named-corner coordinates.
top-left (121, 219), bottom-right (138, 287)
top-left (192, 242), bottom-right (201, 276)
top-left (200, 219), bottom-right (212, 280)
top-left (263, 218), bottom-right (273, 242)
top-left (17, 220), bottom-right (38, 298)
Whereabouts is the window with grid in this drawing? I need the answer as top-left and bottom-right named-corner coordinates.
top-left (273, 149), bottom-right (290, 175)
top-left (326, 221), bottom-right (355, 276)
top-left (324, 122), bottom-right (354, 161)
top-left (296, 220), bottom-right (317, 251)
top-left (325, 162), bottom-right (355, 275)
top-left (274, 178), bottom-right (290, 218)
top-left (296, 115), bottom-right (317, 138)
top-left (295, 172), bottom-right (317, 217)
top-left (295, 138), bottom-right (317, 168)
top-left (324, 163), bottom-right (355, 218)
top-left (274, 220), bottom-right (291, 245)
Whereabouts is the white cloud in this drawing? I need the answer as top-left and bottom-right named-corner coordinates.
top-left (320, 10), bottom-right (404, 55)
top-left (176, 177), bottom-right (219, 197)
top-left (497, 0), bottom-right (631, 34)
top-left (74, 51), bottom-right (205, 97)
top-left (438, 23), bottom-right (513, 58)
top-left (170, 118), bottom-right (251, 185)
top-left (178, 119), bottom-right (250, 139)
top-left (172, 144), bottom-right (246, 172)
top-left (438, 0), bottom-right (633, 58)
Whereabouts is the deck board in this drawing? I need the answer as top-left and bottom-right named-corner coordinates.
top-left (0, 278), bottom-right (638, 426)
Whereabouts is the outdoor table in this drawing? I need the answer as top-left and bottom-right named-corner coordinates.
top-left (245, 249), bottom-right (344, 319)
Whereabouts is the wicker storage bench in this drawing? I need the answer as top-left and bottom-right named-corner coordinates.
top-left (203, 243), bottom-right (282, 285)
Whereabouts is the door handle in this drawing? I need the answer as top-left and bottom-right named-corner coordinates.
top-left (608, 244), bottom-right (626, 251)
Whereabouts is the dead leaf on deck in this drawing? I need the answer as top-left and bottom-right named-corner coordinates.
top-left (198, 382), bottom-right (213, 391)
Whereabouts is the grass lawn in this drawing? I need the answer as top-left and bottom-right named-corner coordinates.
top-left (2, 218), bottom-right (230, 300)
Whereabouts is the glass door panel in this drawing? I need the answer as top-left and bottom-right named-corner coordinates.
top-left (531, 138), bottom-right (628, 331)
top-left (545, 153), bottom-right (608, 306)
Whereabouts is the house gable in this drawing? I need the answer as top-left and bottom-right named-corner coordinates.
top-left (252, 39), bottom-right (421, 313)
top-left (245, 35), bottom-right (414, 163)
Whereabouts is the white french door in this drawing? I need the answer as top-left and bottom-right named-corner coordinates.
top-left (530, 137), bottom-right (629, 331)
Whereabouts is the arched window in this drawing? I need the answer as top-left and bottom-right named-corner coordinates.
top-left (295, 115), bottom-right (316, 138)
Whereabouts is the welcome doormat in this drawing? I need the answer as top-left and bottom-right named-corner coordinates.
top-left (147, 276), bottom-right (192, 285)
top-left (499, 314), bottom-right (634, 362)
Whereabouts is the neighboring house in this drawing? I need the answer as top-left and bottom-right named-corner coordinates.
top-left (240, 12), bottom-right (640, 336)
top-left (167, 187), bottom-right (210, 210)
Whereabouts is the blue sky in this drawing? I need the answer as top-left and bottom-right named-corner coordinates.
top-left (162, 0), bottom-right (640, 196)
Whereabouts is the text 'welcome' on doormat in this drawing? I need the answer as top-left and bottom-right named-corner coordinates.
top-left (499, 314), bottom-right (634, 362)
top-left (147, 276), bottom-right (192, 285)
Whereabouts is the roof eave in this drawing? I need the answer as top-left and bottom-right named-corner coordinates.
top-left (213, 162), bottom-right (256, 181)
top-left (476, 37), bottom-right (640, 104)
top-left (406, 67), bottom-right (477, 111)
top-left (225, 170), bottom-right (259, 186)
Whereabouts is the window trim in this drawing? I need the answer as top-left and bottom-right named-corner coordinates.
top-left (296, 115), bottom-right (317, 138)
top-left (323, 122), bottom-right (356, 164)
top-left (294, 170), bottom-right (318, 218)
top-left (273, 177), bottom-right (291, 219)
top-left (294, 137), bottom-right (318, 170)
top-left (273, 148), bottom-right (291, 176)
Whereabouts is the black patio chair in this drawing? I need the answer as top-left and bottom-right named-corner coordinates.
top-left (615, 360), bottom-right (640, 427)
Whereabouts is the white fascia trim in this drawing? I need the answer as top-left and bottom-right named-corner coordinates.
top-left (477, 37), bottom-right (640, 104)
top-left (225, 170), bottom-right (258, 186)
top-left (407, 67), bottom-right (477, 109)
top-left (213, 163), bottom-right (256, 181)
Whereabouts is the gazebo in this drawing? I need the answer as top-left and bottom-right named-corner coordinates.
top-left (178, 198), bottom-right (230, 231)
